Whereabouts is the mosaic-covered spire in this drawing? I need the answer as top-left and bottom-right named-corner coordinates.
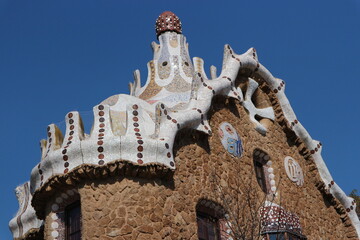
top-left (155, 11), bottom-right (182, 37)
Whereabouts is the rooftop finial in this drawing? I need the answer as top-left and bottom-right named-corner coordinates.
top-left (155, 11), bottom-right (182, 37)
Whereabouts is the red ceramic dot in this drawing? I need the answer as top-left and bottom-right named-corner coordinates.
top-left (99, 123), bottom-right (105, 128)
top-left (133, 117), bottom-right (139, 122)
top-left (138, 146), bottom-right (143, 152)
top-left (68, 113), bottom-right (73, 118)
top-left (63, 155), bottom-right (68, 161)
top-left (97, 140), bottom-right (103, 145)
top-left (133, 104), bottom-right (138, 109)
top-left (98, 154), bottom-right (104, 159)
top-left (64, 168), bottom-right (69, 173)
top-left (99, 111), bottom-right (104, 116)
top-left (167, 152), bottom-right (171, 158)
top-left (137, 159), bottom-right (143, 164)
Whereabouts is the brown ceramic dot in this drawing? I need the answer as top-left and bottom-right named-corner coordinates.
top-left (177, 124), bottom-right (180, 129)
top-left (310, 150), bottom-right (315, 154)
top-left (138, 140), bottom-right (143, 144)
top-left (133, 104), bottom-right (138, 109)
top-left (47, 126), bottom-right (50, 131)
top-left (164, 110), bottom-right (168, 115)
top-left (133, 123), bottom-right (139, 127)
top-left (68, 113), bottom-right (73, 118)
top-left (41, 176), bottom-right (44, 180)
top-left (99, 111), bottom-right (104, 116)
top-left (48, 138), bottom-right (52, 143)
top-left (315, 148), bottom-right (318, 152)
top-left (351, 206), bottom-right (354, 210)
top-left (347, 208), bottom-right (350, 212)
top-left (98, 133), bottom-right (104, 137)
top-left (197, 72), bottom-right (201, 77)
top-left (99, 129), bottom-right (105, 132)
top-left (137, 137), bottom-right (143, 140)
top-left (68, 136), bottom-right (73, 141)
top-left (48, 132), bottom-right (51, 137)
top-left (64, 162), bottom-right (69, 168)
top-left (97, 140), bottom-right (103, 145)
top-left (165, 143), bottom-right (169, 149)
top-left (167, 152), bottom-right (171, 158)
top-left (291, 122), bottom-right (295, 126)
top-left (70, 131), bottom-right (74, 135)
top-left (69, 119), bottom-right (74, 124)
top-left (137, 153), bottom-right (143, 158)
top-left (99, 117), bottom-right (105, 122)
top-left (161, 104), bottom-right (165, 109)
top-left (67, 141), bottom-right (72, 145)
top-left (38, 164), bottom-right (41, 169)
top-left (274, 89), bottom-right (278, 93)
top-left (185, 62), bottom-right (189, 66)
top-left (137, 146), bottom-right (143, 152)
top-left (98, 160), bottom-right (104, 165)
top-left (227, 77), bottom-right (231, 81)
top-left (133, 117), bottom-right (138, 122)
top-left (98, 154), bottom-right (104, 159)
top-left (39, 169), bottom-right (43, 174)
top-left (160, 138), bottom-right (165, 141)
top-left (133, 111), bottom-right (138, 116)
top-left (64, 168), bottom-right (69, 173)
top-left (167, 115), bottom-right (171, 120)
top-left (170, 161), bottom-right (175, 167)
top-left (137, 159), bottom-right (143, 164)
top-left (98, 147), bottom-right (104, 152)
top-left (98, 105), bottom-right (104, 110)
top-left (331, 181), bottom-right (334, 185)
top-left (135, 133), bottom-right (141, 137)
top-left (294, 120), bottom-right (298, 123)
top-left (62, 149), bottom-right (67, 154)
top-left (63, 155), bottom-right (68, 161)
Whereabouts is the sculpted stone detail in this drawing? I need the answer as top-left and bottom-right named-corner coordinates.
top-left (218, 122), bottom-right (243, 157)
top-left (284, 156), bottom-right (304, 186)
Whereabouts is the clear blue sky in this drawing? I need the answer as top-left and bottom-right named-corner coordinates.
top-left (1, 1), bottom-right (359, 238)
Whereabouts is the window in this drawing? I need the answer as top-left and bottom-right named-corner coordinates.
top-left (65, 201), bottom-right (81, 240)
top-left (253, 149), bottom-right (271, 194)
top-left (197, 211), bottom-right (220, 240)
top-left (263, 232), bottom-right (306, 240)
top-left (196, 200), bottom-right (227, 240)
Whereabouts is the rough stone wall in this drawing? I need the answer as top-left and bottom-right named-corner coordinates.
top-left (42, 93), bottom-right (358, 240)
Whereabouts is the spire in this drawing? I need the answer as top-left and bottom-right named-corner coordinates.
top-left (155, 11), bottom-right (182, 37)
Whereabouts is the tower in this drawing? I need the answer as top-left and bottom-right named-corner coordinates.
top-left (9, 11), bottom-right (360, 240)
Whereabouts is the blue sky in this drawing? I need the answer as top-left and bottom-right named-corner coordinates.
top-left (1, 0), bottom-right (359, 238)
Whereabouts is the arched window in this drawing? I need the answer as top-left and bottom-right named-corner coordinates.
top-left (253, 149), bottom-right (272, 194)
top-left (65, 200), bottom-right (81, 240)
top-left (196, 199), bottom-right (228, 240)
top-left (48, 189), bottom-right (81, 240)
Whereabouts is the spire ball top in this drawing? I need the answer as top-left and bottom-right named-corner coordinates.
top-left (155, 11), bottom-right (182, 37)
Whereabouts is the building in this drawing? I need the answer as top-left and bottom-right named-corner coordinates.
top-left (9, 11), bottom-right (360, 240)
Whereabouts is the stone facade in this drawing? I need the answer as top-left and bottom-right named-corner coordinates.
top-left (39, 91), bottom-right (357, 239)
